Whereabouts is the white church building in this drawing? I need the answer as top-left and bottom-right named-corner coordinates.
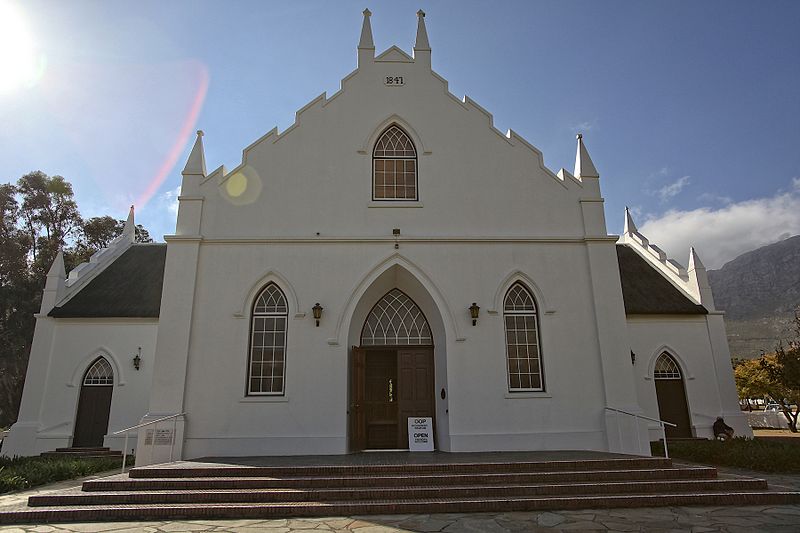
top-left (4, 10), bottom-right (749, 464)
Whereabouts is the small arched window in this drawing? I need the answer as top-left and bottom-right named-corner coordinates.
top-left (373, 125), bottom-right (418, 201)
top-left (248, 283), bottom-right (288, 395)
top-left (83, 357), bottom-right (114, 386)
top-left (654, 352), bottom-right (682, 380)
top-left (503, 282), bottom-right (544, 391)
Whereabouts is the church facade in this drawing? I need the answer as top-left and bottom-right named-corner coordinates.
top-left (3, 11), bottom-right (749, 463)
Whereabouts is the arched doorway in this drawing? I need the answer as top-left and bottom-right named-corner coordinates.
top-left (351, 289), bottom-right (435, 450)
top-left (653, 352), bottom-right (692, 438)
top-left (73, 357), bottom-right (114, 448)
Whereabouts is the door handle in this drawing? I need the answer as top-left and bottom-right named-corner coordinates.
top-left (350, 403), bottom-right (360, 410)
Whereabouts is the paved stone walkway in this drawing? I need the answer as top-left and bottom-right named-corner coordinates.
top-left (1, 463), bottom-right (799, 532)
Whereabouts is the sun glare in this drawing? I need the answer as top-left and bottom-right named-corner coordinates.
top-left (0, 1), bottom-right (44, 94)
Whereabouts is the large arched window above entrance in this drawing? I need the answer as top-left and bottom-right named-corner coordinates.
top-left (373, 125), bottom-right (418, 201)
top-left (247, 283), bottom-right (288, 395)
top-left (361, 289), bottom-right (432, 346)
top-left (503, 282), bottom-right (544, 391)
top-left (654, 352), bottom-right (682, 380)
top-left (83, 357), bottom-right (114, 386)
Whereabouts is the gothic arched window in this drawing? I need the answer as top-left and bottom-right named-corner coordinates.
top-left (503, 282), bottom-right (544, 391)
top-left (361, 289), bottom-right (432, 345)
top-left (654, 352), bottom-right (682, 380)
top-left (248, 283), bottom-right (288, 395)
top-left (373, 125), bottom-right (418, 200)
top-left (83, 357), bottom-right (114, 386)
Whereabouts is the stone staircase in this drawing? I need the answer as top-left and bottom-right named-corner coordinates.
top-left (40, 447), bottom-right (123, 460)
top-left (2, 454), bottom-right (799, 523)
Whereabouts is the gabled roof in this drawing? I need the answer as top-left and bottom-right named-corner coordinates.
top-left (616, 244), bottom-right (707, 315)
top-left (49, 245), bottom-right (167, 318)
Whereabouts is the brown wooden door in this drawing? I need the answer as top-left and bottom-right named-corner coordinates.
top-left (655, 379), bottom-right (692, 438)
top-left (350, 347), bottom-right (367, 451)
top-left (73, 385), bottom-right (113, 447)
top-left (364, 350), bottom-right (399, 449)
top-left (398, 348), bottom-right (435, 448)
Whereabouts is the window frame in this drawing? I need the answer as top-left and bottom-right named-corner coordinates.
top-left (360, 288), bottom-right (433, 346)
top-left (654, 352), bottom-right (682, 380)
top-left (503, 282), bottom-right (545, 392)
top-left (83, 357), bottom-right (114, 386)
top-left (246, 282), bottom-right (289, 396)
top-left (372, 125), bottom-right (419, 202)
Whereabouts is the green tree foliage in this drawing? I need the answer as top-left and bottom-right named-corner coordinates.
top-left (0, 172), bottom-right (154, 427)
top-left (735, 309), bottom-right (800, 432)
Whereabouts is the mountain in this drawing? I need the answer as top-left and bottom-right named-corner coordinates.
top-left (707, 235), bottom-right (800, 358)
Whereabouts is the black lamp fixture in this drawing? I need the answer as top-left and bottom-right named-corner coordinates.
top-left (312, 303), bottom-right (323, 327)
top-left (132, 346), bottom-right (142, 371)
top-left (630, 350), bottom-right (636, 366)
top-left (469, 302), bottom-right (480, 326)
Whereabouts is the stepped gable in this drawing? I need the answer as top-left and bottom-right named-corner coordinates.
top-left (616, 245), bottom-right (707, 315)
top-left (49, 244), bottom-right (167, 318)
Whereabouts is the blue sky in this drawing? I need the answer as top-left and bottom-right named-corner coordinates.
top-left (1, 0), bottom-right (799, 268)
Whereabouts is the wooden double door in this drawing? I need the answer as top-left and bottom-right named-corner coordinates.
top-left (655, 378), bottom-right (692, 438)
top-left (350, 347), bottom-right (435, 450)
top-left (73, 385), bottom-right (113, 448)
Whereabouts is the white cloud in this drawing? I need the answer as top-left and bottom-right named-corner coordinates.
top-left (161, 185), bottom-right (181, 216)
top-left (570, 120), bottom-right (595, 133)
top-left (639, 184), bottom-right (800, 269)
top-left (656, 175), bottom-right (690, 202)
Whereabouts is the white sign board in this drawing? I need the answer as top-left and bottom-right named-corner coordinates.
top-left (407, 417), bottom-right (434, 451)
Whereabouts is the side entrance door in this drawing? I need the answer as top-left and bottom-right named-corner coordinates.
top-left (73, 357), bottom-right (114, 448)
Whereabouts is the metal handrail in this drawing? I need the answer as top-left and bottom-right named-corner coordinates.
top-left (111, 412), bottom-right (186, 473)
top-left (605, 406), bottom-right (676, 458)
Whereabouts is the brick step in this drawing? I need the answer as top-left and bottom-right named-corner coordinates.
top-left (55, 447), bottom-right (111, 452)
top-left (6, 491), bottom-right (800, 524)
top-left (84, 466), bottom-right (718, 491)
top-left (30, 479), bottom-right (768, 507)
top-left (129, 457), bottom-right (671, 478)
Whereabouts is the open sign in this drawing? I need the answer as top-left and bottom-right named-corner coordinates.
top-left (407, 417), bottom-right (433, 451)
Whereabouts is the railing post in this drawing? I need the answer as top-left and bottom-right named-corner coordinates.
top-left (635, 418), bottom-right (642, 455)
top-left (170, 416), bottom-right (177, 462)
top-left (662, 423), bottom-right (669, 459)
top-left (121, 433), bottom-right (129, 473)
top-left (616, 410), bottom-right (623, 452)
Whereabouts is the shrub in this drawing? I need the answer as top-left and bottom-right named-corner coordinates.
top-left (0, 455), bottom-right (127, 494)
top-left (652, 438), bottom-right (799, 474)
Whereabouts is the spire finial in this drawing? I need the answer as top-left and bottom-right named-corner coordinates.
top-left (183, 128), bottom-right (207, 177)
top-left (688, 246), bottom-right (706, 271)
top-left (414, 8), bottom-right (431, 51)
top-left (47, 250), bottom-right (66, 280)
top-left (122, 205), bottom-right (136, 243)
top-left (624, 206), bottom-right (637, 234)
top-left (358, 8), bottom-right (375, 50)
top-left (574, 133), bottom-right (599, 179)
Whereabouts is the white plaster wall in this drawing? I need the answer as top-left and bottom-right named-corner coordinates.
top-left (3, 319), bottom-right (156, 456)
top-left (628, 316), bottom-right (751, 440)
top-left (178, 241), bottom-right (614, 458)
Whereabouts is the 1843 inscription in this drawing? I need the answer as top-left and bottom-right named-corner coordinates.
top-left (384, 76), bottom-right (405, 86)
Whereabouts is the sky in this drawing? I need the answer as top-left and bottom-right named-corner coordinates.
top-left (1, 0), bottom-right (799, 269)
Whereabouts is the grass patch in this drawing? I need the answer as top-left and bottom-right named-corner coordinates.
top-left (0, 455), bottom-right (127, 494)
top-left (651, 438), bottom-right (800, 474)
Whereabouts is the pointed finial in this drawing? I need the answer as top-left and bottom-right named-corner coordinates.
top-left (47, 250), bottom-right (66, 279)
top-left (574, 133), bottom-right (599, 179)
top-left (122, 205), bottom-right (135, 243)
top-left (182, 129), bottom-right (207, 177)
top-left (359, 8), bottom-right (375, 50)
top-left (624, 207), bottom-right (638, 234)
top-left (688, 246), bottom-right (706, 271)
top-left (415, 9), bottom-right (431, 51)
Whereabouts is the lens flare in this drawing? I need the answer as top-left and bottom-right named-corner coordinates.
top-left (0, 1), bottom-right (45, 94)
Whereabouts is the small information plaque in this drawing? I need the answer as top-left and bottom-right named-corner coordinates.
top-left (407, 417), bottom-right (434, 451)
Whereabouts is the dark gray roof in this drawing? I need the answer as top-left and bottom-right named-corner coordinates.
top-left (48, 242), bottom-right (703, 319)
top-left (616, 244), bottom-right (707, 315)
top-left (49, 244), bottom-right (167, 318)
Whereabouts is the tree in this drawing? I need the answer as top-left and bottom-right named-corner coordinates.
top-left (735, 309), bottom-right (800, 432)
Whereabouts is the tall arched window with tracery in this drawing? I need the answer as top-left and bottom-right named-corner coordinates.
top-left (248, 283), bottom-right (288, 395)
top-left (373, 125), bottom-right (418, 200)
top-left (503, 282), bottom-right (544, 391)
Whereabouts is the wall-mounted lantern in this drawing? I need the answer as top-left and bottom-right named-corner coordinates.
top-left (469, 302), bottom-right (480, 326)
top-left (630, 350), bottom-right (636, 365)
top-left (132, 346), bottom-right (142, 371)
top-left (312, 303), bottom-right (323, 327)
